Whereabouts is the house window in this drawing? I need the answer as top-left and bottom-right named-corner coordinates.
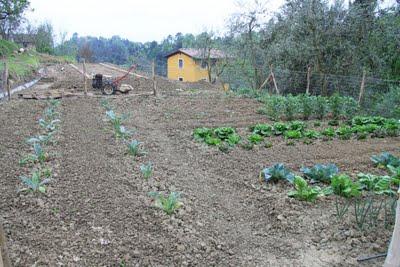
top-left (178, 59), bottom-right (183, 69)
top-left (179, 77), bottom-right (184, 82)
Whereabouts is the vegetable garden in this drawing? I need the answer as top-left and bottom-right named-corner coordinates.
top-left (0, 64), bottom-right (399, 266)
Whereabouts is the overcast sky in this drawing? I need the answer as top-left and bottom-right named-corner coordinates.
top-left (25, 0), bottom-right (284, 43)
top-left (25, 0), bottom-right (396, 43)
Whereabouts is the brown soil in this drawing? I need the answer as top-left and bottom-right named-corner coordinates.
top-left (1, 64), bottom-right (399, 266)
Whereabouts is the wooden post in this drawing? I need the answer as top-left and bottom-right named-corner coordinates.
top-left (269, 65), bottom-right (279, 95)
top-left (384, 188), bottom-right (400, 267)
top-left (83, 59), bottom-right (87, 96)
top-left (0, 223), bottom-right (12, 267)
top-left (306, 65), bottom-right (311, 95)
top-left (358, 69), bottom-right (366, 104)
top-left (152, 60), bottom-right (157, 97)
top-left (258, 74), bottom-right (271, 91)
top-left (3, 61), bottom-right (9, 100)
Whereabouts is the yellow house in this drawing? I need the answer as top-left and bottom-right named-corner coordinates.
top-left (165, 48), bottom-right (225, 82)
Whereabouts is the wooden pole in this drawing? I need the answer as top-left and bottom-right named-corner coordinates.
top-left (83, 59), bottom-right (87, 96)
top-left (384, 188), bottom-right (400, 267)
top-left (358, 69), bottom-right (366, 104)
top-left (152, 60), bottom-right (157, 97)
top-left (269, 65), bottom-right (279, 95)
top-left (258, 74), bottom-right (271, 91)
top-left (306, 65), bottom-right (311, 95)
top-left (3, 61), bottom-right (9, 101)
top-left (0, 223), bottom-right (12, 267)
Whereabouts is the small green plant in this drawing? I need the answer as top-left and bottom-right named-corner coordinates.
top-left (227, 133), bottom-right (241, 146)
top-left (336, 126), bottom-right (353, 140)
top-left (357, 173), bottom-right (393, 194)
top-left (140, 162), bottom-right (153, 180)
top-left (289, 121), bottom-right (306, 131)
top-left (304, 130), bottom-right (320, 139)
top-left (251, 123), bottom-right (272, 137)
top-left (114, 125), bottom-right (133, 139)
top-left (193, 127), bottom-right (213, 141)
top-left (321, 127), bottom-right (335, 138)
top-left (38, 118), bottom-right (61, 132)
top-left (26, 132), bottom-right (55, 145)
top-left (19, 143), bottom-right (49, 166)
top-left (100, 99), bottom-right (112, 111)
top-left (248, 133), bottom-right (264, 144)
top-left (127, 140), bottom-right (144, 156)
top-left (240, 141), bottom-right (254, 150)
top-left (288, 176), bottom-right (322, 202)
top-left (149, 192), bottom-right (182, 215)
top-left (284, 130), bottom-right (302, 139)
top-left (264, 141), bottom-right (273, 148)
top-left (273, 122), bottom-right (289, 136)
top-left (331, 174), bottom-right (361, 198)
top-left (301, 164), bottom-right (339, 183)
top-left (371, 152), bottom-right (400, 168)
top-left (43, 107), bottom-right (59, 120)
top-left (106, 110), bottom-right (128, 131)
top-left (19, 170), bottom-right (51, 194)
top-left (261, 163), bottom-right (295, 183)
top-left (205, 136), bottom-right (221, 146)
top-left (213, 127), bottom-right (236, 140)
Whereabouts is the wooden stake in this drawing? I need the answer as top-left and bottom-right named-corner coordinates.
top-left (83, 59), bottom-right (87, 96)
top-left (0, 223), bottom-right (12, 267)
top-left (258, 74), bottom-right (271, 91)
top-left (384, 188), bottom-right (400, 267)
top-left (269, 65), bottom-right (279, 95)
top-left (3, 61), bottom-right (9, 101)
top-left (358, 69), bottom-right (366, 104)
top-left (306, 65), bottom-right (311, 95)
top-left (152, 60), bottom-right (157, 97)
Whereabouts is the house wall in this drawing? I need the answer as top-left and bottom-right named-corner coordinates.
top-left (167, 52), bottom-right (209, 82)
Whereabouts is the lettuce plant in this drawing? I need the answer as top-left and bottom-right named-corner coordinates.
top-left (261, 163), bottom-right (295, 183)
top-left (148, 192), bottom-right (182, 215)
top-left (227, 133), bottom-right (241, 146)
top-left (19, 170), bottom-right (51, 194)
top-left (289, 121), bottom-right (306, 131)
top-left (304, 130), bottom-right (320, 139)
top-left (273, 122), bottom-right (289, 135)
top-left (284, 130), bottom-right (302, 139)
top-left (301, 164), bottom-right (339, 183)
top-left (205, 136), bottom-right (221, 146)
top-left (214, 127), bottom-right (236, 140)
top-left (331, 174), bottom-right (361, 198)
top-left (288, 176), bottom-right (321, 202)
top-left (140, 162), bottom-right (153, 180)
top-left (251, 123), bottom-right (272, 137)
top-left (335, 126), bottom-right (353, 140)
top-left (357, 173), bottom-right (394, 195)
top-left (321, 127), bottom-right (335, 138)
top-left (371, 152), bottom-right (400, 168)
top-left (193, 127), bottom-right (213, 141)
top-left (248, 133), bottom-right (264, 144)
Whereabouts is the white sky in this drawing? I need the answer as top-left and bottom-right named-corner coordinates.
top-left (25, 0), bottom-right (396, 43)
top-left (25, 0), bottom-right (284, 43)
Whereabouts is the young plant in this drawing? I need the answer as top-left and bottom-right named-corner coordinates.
top-left (140, 162), bottom-right (153, 180)
top-left (301, 164), bottom-right (339, 183)
top-left (331, 174), bottom-right (361, 198)
top-left (148, 192), bottom-right (182, 215)
top-left (38, 118), bottom-right (61, 132)
top-left (114, 125), bottom-right (133, 139)
top-left (19, 170), bottom-right (51, 194)
top-left (19, 143), bottom-right (49, 166)
top-left (273, 122), bottom-right (289, 136)
top-left (251, 123), bottom-right (272, 137)
top-left (284, 130), bottom-right (302, 139)
top-left (227, 133), bottom-right (241, 146)
top-left (127, 140), bottom-right (144, 157)
top-left (193, 127), bottom-right (213, 141)
top-left (371, 152), bottom-right (400, 168)
top-left (261, 163), bottom-right (295, 183)
top-left (26, 132), bottom-right (55, 145)
top-left (106, 110), bottom-right (128, 130)
top-left (213, 127), bottom-right (236, 140)
top-left (288, 176), bottom-right (321, 202)
top-left (248, 133), bottom-right (264, 144)
top-left (357, 173), bottom-right (393, 194)
top-left (335, 126), bottom-right (353, 140)
top-left (100, 99), bottom-right (112, 111)
top-left (304, 130), bottom-right (320, 139)
top-left (43, 106), bottom-right (59, 120)
top-left (321, 127), bottom-right (335, 138)
top-left (205, 136), bottom-right (221, 146)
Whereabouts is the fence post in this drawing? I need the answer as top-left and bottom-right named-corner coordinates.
top-left (83, 59), bottom-right (87, 96)
top-left (3, 61), bottom-right (9, 100)
top-left (384, 188), bottom-right (400, 267)
top-left (270, 64), bottom-right (279, 95)
top-left (152, 60), bottom-right (157, 97)
top-left (306, 65), bottom-right (311, 95)
top-left (358, 69), bottom-right (366, 104)
top-left (0, 222), bottom-right (12, 267)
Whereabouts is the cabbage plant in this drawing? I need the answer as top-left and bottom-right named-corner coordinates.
top-left (371, 152), bottom-right (400, 168)
top-left (301, 164), bottom-right (339, 183)
top-left (261, 163), bottom-right (295, 183)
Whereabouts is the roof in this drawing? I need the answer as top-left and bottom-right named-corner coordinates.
top-left (165, 48), bottom-right (226, 59)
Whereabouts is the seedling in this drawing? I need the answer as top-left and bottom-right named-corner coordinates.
top-left (261, 163), bottom-right (295, 183)
top-left (288, 176), bottom-right (322, 202)
top-left (114, 125), bottom-right (133, 139)
top-left (140, 162), bottom-right (153, 180)
top-left (149, 192), bottom-right (182, 215)
top-left (19, 143), bottom-right (49, 166)
top-left (38, 118), bottom-right (61, 133)
top-left (19, 170), bottom-right (51, 194)
top-left (127, 140), bottom-right (144, 157)
top-left (26, 132), bottom-right (55, 145)
top-left (301, 164), bottom-right (339, 183)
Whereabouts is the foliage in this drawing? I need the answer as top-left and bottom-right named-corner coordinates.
top-left (193, 127), bottom-right (213, 141)
top-left (335, 126), bottom-right (353, 140)
top-left (26, 132), bottom-right (54, 145)
top-left (19, 169), bottom-right (50, 194)
top-left (251, 123), bottom-right (272, 137)
top-left (321, 127), bottom-right (335, 138)
top-left (227, 133), bottom-right (241, 146)
top-left (248, 133), bottom-right (264, 144)
top-left (371, 152), bottom-right (400, 168)
top-left (331, 174), bottom-right (361, 198)
top-left (284, 130), bottom-right (302, 139)
top-left (272, 122), bottom-right (289, 136)
top-left (288, 176), bottom-right (322, 202)
top-left (205, 136), bottom-right (222, 146)
top-left (304, 130), bottom-right (320, 139)
top-left (127, 140), bottom-right (144, 157)
top-left (373, 87), bottom-right (400, 119)
top-left (284, 95), bottom-right (298, 121)
top-left (38, 118), bottom-right (60, 133)
top-left (140, 162), bottom-right (153, 180)
top-left (261, 163), bottom-right (295, 183)
top-left (301, 164), bottom-right (339, 183)
top-left (357, 173), bottom-right (394, 195)
top-left (148, 192), bottom-right (182, 215)
top-left (299, 94), bottom-right (313, 120)
top-left (19, 143), bottom-right (48, 166)
top-left (214, 127), bottom-right (236, 140)
top-left (329, 93), bottom-right (342, 119)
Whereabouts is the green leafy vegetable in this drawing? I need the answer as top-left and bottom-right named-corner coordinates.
top-left (19, 170), bottom-right (51, 194)
top-left (288, 176), bottom-right (322, 202)
top-left (301, 164), bottom-right (339, 183)
top-left (371, 152), bottom-right (400, 168)
top-left (149, 192), bottom-right (182, 215)
top-left (261, 163), bottom-right (295, 183)
top-left (331, 174), bottom-right (361, 198)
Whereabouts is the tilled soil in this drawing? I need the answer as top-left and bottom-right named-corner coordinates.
top-left (1, 65), bottom-right (400, 266)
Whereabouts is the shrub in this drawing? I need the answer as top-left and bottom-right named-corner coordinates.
top-left (301, 164), bottom-right (339, 183)
top-left (261, 163), bottom-right (295, 183)
top-left (373, 86), bottom-right (400, 119)
top-left (329, 93), bottom-right (342, 119)
top-left (342, 97), bottom-right (359, 119)
top-left (284, 95), bottom-right (298, 121)
top-left (315, 96), bottom-right (327, 120)
top-left (300, 94), bottom-right (313, 120)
